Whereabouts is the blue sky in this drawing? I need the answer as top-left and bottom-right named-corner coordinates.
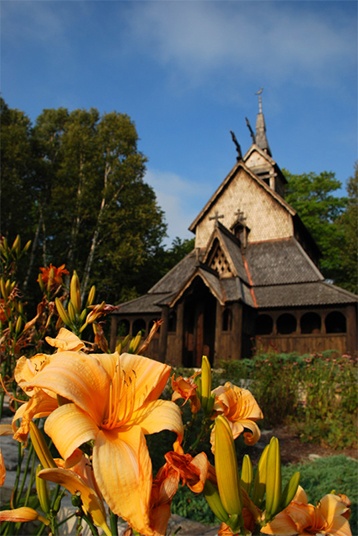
top-left (2, 1), bottom-right (357, 245)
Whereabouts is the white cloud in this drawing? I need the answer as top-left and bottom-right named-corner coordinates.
top-left (124, 2), bottom-right (355, 88)
top-left (145, 168), bottom-right (207, 245)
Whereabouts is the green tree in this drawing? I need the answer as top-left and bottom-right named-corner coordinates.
top-left (0, 98), bottom-right (34, 243)
top-left (31, 107), bottom-right (167, 303)
top-left (1, 102), bottom-right (168, 304)
top-left (335, 164), bottom-right (358, 293)
top-left (284, 169), bottom-right (348, 283)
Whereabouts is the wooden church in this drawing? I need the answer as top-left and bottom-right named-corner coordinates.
top-left (110, 95), bottom-right (358, 366)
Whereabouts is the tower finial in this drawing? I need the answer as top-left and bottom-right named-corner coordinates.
top-left (254, 88), bottom-right (271, 156)
top-left (255, 88), bottom-right (264, 113)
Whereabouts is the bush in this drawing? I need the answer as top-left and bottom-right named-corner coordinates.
top-left (282, 455), bottom-right (358, 535)
top-left (217, 352), bottom-right (358, 449)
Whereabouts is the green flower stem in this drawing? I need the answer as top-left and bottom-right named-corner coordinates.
top-left (24, 444), bottom-right (37, 506)
top-left (79, 508), bottom-right (100, 536)
top-left (110, 511), bottom-right (119, 535)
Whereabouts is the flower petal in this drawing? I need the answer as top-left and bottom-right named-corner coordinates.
top-left (131, 399), bottom-right (183, 440)
top-left (45, 328), bottom-right (85, 352)
top-left (15, 354), bottom-right (54, 394)
top-left (260, 510), bottom-right (298, 535)
top-left (93, 426), bottom-right (153, 536)
top-left (27, 352), bottom-right (109, 424)
top-left (13, 390), bottom-right (58, 443)
top-left (119, 353), bottom-right (171, 407)
top-left (45, 403), bottom-right (98, 460)
top-left (39, 467), bottom-right (110, 535)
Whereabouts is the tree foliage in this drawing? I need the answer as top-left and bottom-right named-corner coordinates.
top-left (1, 99), bottom-right (168, 305)
top-left (283, 169), bottom-right (351, 286)
top-left (335, 163), bottom-right (358, 293)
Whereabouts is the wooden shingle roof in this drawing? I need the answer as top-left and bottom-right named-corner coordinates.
top-left (245, 238), bottom-right (323, 286)
top-left (255, 281), bottom-right (358, 308)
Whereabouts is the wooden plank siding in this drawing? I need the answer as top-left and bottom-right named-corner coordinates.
top-left (254, 334), bottom-right (347, 355)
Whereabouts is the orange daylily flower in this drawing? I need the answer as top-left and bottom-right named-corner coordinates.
top-left (261, 486), bottom-right (352, 536)
top-left (19, 349), bottom-right (183, 536)
top-left (38, 263), bottom-right (69, 290)
top-left (211, 382), bottom-right (263, 449)
top-left (0, 506), bottom-right (49, 525)
top-left (171, 372), bottom-right (201, 413)
top-left (12, 329), bottom-right (86, 441)
top-left (149, 442), bottom-right (209, 535)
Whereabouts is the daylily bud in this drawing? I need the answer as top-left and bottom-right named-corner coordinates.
top-left (203, 480), bottom-right (230, 523)
top-left (128, 331), bottom-right (142, 353)
top-left (70, 271), bottom-right (82, 314)
top-left (0, 278), bottom-right (7, 299)
top-left (241, 454), bottom-right (253, 494)
top-left (265, 437), bottom-right (282, 519)
top-left (29, 422), bottom-right (57, 469)
top-left (280, 470), bottom-right (300, 511)
top-left (55, 297), bottom-right (71, 326)
top-left (67, 300), bottom-right (77, 323)
top-left (11, 235), bottom-right (21, 254)
top-left (36, 464), bottom-right (50, 514)
top-left (215, 415), bottom-right (242, 516)
top-left (86, 285), bottom-right (96, 307)
top-left (37, 274), bottom-right (45, 292)
top-left (251, 443), bottom-right (269, 507)
top-left (24, 240), bottom-right (32, 252)
top-left (201, 355), bottom-right (215, 414)
top-left (15, 316), bottom-right (23, 335)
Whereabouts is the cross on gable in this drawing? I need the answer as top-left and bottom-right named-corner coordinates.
top-left (234, 209), bottom-right (246, 224)
top-left (209, 211), bottom-right (224, 226)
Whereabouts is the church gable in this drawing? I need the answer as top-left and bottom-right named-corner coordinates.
top-left (193, 165), bottom-right (294, 249)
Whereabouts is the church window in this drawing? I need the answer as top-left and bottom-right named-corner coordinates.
top-left (222, 308), bottom-right (232, 331)
top-left (132, 318), bottom-right (146, 336)
top-left (300, 312), bottom-right (321, 334)
top-left (256, 314), bottom-right (273, 335)
top-left (210, 246), bottom-right (232, 276)
top-left (277, 313), bottom-right (297, 335)
top-left (168, 311), bottom-right (177, 332)
top-left (325, 311), bottom-right (346, 333)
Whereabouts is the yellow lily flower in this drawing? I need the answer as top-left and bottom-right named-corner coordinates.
top-left (20, 350), bottom-right (183, 536)
top-left (261, 486), bottom-right (352, 536)
top-left (211, 382), bottom-right (263, 449)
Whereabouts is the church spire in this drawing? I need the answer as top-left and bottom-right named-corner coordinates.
top-left (255, 88), bottom-right (271, 156)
